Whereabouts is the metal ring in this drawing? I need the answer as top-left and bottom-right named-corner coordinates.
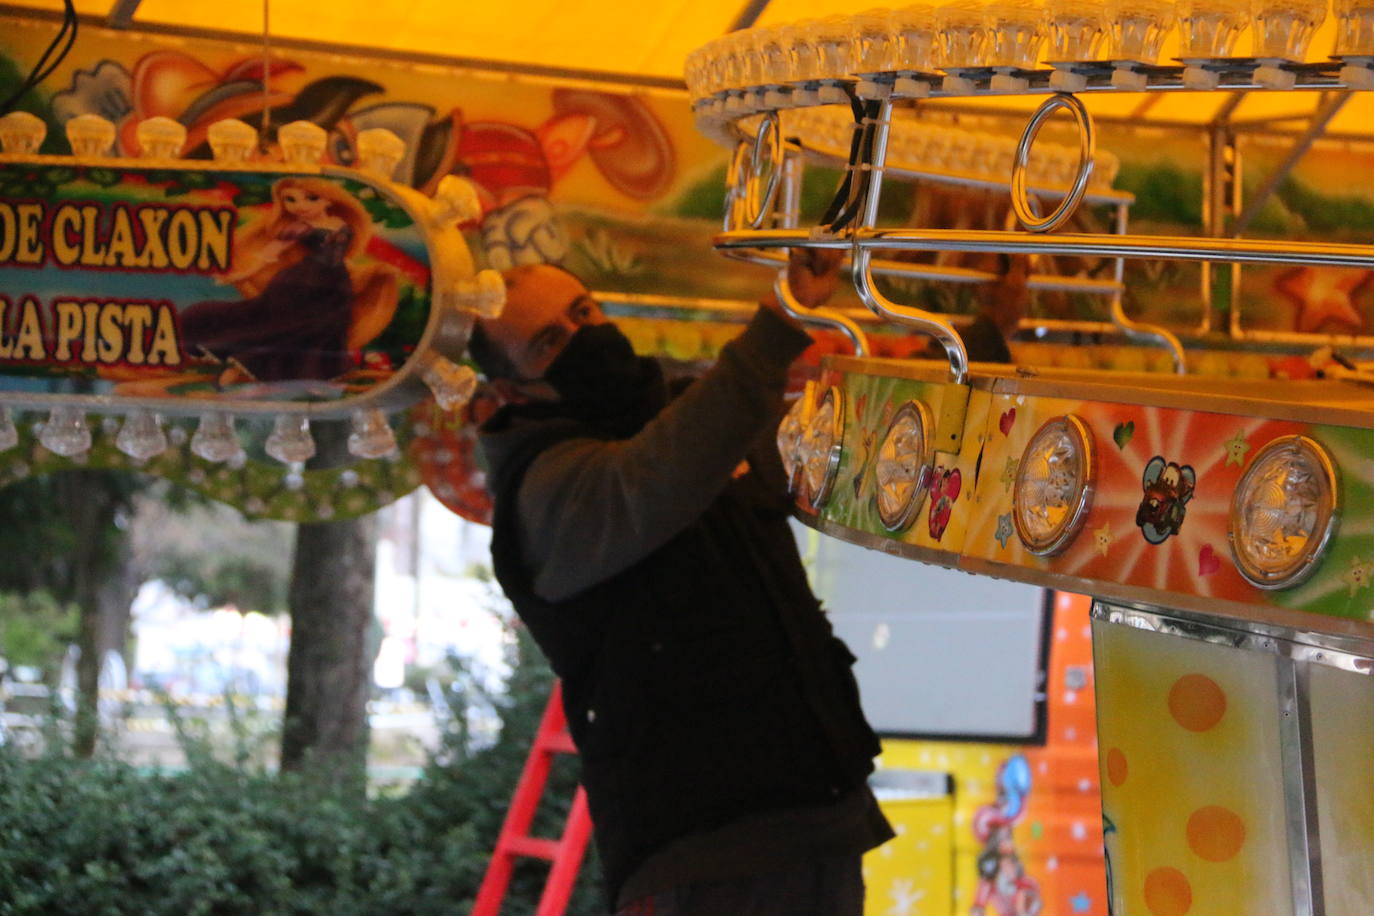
top-left (724, 140), bottom-right (751, 231)
top-left (1010, 93), bottom-right (1095, 234)
top-left (745, 111), bottom-right (784, 229)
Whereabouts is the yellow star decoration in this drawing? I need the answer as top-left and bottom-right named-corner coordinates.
top-left (1224, 431), bottom-right (1251, 468)
top-left (1094, 521), bottom-right (1113, 557)
top-left (1276, 266), bottom-right (1369, 334)
top-left (1344, 556), bottom-right (1373, 598)
top-left (1000, 456), bottom-right (1019, 492)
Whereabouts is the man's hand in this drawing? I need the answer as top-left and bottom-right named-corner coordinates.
top-left (785, 246), bottom-right (844, 310)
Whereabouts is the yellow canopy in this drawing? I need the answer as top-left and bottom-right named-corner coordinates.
top-left (4, 0), bottom-right (1371, 136)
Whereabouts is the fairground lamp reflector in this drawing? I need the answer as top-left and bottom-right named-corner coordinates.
top-left (777, 385), bottom-right (812, 493)
top-left (802, 386), bottom-right (845, 510)
top-left (1012, 414), bottom-right (1096, 556)
top-left (1228, 435), bottom-right (1339, 589)
top-left (874, 400), bottom-right (936, 532)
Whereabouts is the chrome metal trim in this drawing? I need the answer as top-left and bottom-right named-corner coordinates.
top-left (1010, 93), bottom-right (1096, 233)
top-left (717, 226), bottom-right (1374, 272)
top-left (774, 270), bottom-right (870, 356)
top-left (1012, 414), bottom-right (1097, 557)
top-left (1227, 435), bottom-right (1342, 591)
top-left (805, 386), bottom-right (846, 510)
top-left (846, 98), bottom-right (971, 386)
top-left (853, 227), bottom-right (1374, 269)
top-left (1278, 657), bottom-right (1324, 916)
top-left (874, 400), bottom-right (936, 533)
top-left (1089, 601), bottom-right (1374, 676)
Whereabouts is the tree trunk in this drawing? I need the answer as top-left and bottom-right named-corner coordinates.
top-left (53, 471), bottom-right (137, 758)
top-left (280, 422), bottom-right (378, 787)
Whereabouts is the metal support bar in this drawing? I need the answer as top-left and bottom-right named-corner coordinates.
top-left (849, 98), bottom-right (970, 384)
top-left (841, 228), bottom-right (1374, 269)
top-left (1235, 92), bottom-right (1352, 235)
top-left (1106, 206), bottom-right (1187, 373)
top-left (774, 270), bottom-right (869, 355)
top-left (1277, 657), bottom-right (1324, 916)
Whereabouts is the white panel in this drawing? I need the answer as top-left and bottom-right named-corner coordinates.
top-left (797, 522), bottom-right (1048, 739)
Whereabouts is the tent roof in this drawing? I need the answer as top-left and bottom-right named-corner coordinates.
top-left (5, 0), bottom-right (1371, 136)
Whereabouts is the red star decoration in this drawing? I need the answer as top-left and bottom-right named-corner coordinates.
top-left (1275, 266), bottom-right (1369, 334)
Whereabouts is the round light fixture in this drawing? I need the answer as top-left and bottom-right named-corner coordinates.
top-left (874, 400), bottom-right (936, 532)
top-left (802, 386), bottom-right (845, 509)
top-left (1012, 414), bottom-right (1096, 556)
top-left (1228, 435), bottom-right (1339, 590)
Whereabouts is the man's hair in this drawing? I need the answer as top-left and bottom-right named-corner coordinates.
top-left (466, 263), bottom-right (586, 382)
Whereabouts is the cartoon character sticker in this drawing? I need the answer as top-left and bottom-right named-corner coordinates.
top-left (971, 754), bottom-right (1043, 916)
top-left (1135, 456), bottom-right (1196, 545)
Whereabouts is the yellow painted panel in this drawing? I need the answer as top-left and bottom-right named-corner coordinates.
top-left (1093, 620), bottom-right (1293, 915)
top-left (865, 793), bottom-right (955, 916)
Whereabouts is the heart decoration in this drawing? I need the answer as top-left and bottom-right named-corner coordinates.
top-left (1198, 544), bottom-right (1221, 577)
top-left (999, 408), bottom-right (1017, 436)
top-left (1113, 421), bottom-right (1135, 450)
top-left (927, 467), bottom-right (963, 541)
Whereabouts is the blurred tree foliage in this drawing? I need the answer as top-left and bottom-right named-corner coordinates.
top-left (0, 621), bottom-right (604, 915)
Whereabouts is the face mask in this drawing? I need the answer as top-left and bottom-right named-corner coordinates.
top-left (537, 323), bottom-right (666, 436)
top-left (541, 323), bottom-right (643, 404)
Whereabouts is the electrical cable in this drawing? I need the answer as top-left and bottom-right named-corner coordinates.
top-left (0, 0), bottom-right (79, 119)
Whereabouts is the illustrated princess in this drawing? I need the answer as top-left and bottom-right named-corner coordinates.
top-left (181, 177), bottom-right (397, 386)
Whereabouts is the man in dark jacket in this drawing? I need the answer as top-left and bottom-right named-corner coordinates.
top-left (469, 249), bottom-right (891, 915)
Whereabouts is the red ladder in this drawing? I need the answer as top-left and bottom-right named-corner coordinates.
top-left (472, 680), bottom-right (593, 916)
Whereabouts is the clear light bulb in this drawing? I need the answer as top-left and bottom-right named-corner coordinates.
top-left (206, 118), bottom-right (257, 164)
top-left (136, 116), bottom-right (187, 159)
top-left (347, 408), bottom-right (398, 459)
top-left (356, 128), bottom-right (406, 179)
top-left (265, 415), bottom-right (316, 464)
top-left (115, 411), bottom-right (168, 461)
top-left (0, 111), bottom-right (46, 154)
top-left (423, 358), bottom-right (478, 412)
top-left (190, 413), bottom-right (244, 463)
top-left (0, 407), bottom-right (18, 452)
top-left (278, 120), bottom-right (327, 164)
top-left (39, 406), bottom-right (91, 457)
top-left (64, 114), bottom-right (116, 157)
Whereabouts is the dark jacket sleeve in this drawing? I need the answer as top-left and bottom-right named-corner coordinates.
top-left (517, 307), bottom-right (812, 601)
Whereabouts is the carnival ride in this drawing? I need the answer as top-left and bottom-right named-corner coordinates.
top-left (686, 3), bottom-right (1374, 915)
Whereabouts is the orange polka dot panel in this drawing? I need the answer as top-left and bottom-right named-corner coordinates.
top-left (1186, 805), bottom-right (1247, 862)
top-left (1167, 673), bottom-right (1227, 732)
top-left (1106, 747), bottom-right (1129, 786)
top-left (1143, 866), bottom-right (1193, 916)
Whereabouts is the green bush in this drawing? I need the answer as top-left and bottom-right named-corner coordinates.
top-left (0, 630), bottom-right (603, 916)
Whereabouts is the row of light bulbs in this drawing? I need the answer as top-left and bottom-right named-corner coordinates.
top-left (784, 106), bottom-right (1121, 190)
top-left (0, 109), bottom-right (407, 177)
top-left (688, 0), bottom-right (1374, 109)
top-left (0, 356), bottom-right (478, 465)
top-left (4, 404), bottom-right (394, 466)
top-left (779, 386), bottom-right (1338, 590)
